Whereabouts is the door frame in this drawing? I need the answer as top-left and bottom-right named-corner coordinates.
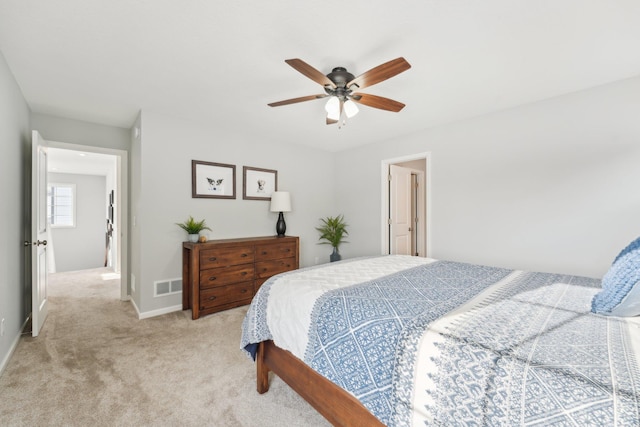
top-left (46, 140), bottom-right (129, 301)
top-left (380, 152), bottom-right (432, 257)
top-left (410, 170), bottom-right (425, 256)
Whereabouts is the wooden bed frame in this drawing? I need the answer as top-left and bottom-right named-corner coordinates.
top-left (256, 340), bottom-right (385, 427)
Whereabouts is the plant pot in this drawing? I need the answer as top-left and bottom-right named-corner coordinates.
top-left (330, 247), bottom-right (341, 262)
top-left (188, 234), bottom-right (200, 243)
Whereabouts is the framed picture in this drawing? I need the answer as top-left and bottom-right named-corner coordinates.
top-left (243, 166), bottom-right (277, 200)
top-left (192, 160), bottom-right (236, 199)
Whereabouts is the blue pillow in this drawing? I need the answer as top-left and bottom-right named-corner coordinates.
top-left (591, 237), bottom-right (640, 316)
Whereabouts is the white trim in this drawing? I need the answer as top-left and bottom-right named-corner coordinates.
top-left (129, 297), bottom-right (141, 318)
top-left (381, 152), bottom-right (432, 257)
top-left (137, 304), bottom-right (183, 320)
top-left (411, 170), bottom-right (426, 257)
top-left (46, 140), bottom-right (129, 302)
top-left (0, 317), bottom-right (30, 377)
top-left (425, 154), bottom-right (432, 257)
top-left (130, 296), bottom-right (182, 319)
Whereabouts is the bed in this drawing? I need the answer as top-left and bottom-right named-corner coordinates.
top-left (241, 250), bottom-right (640, 426)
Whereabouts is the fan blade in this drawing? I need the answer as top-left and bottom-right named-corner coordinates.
top-left (351, 93), bottom-right (405, 112)
top-left (268, 94), bottom-right (327, 107)
top-left (347, 57), bottom-right (411, 90)
top-left (285, 59), bottom-right (336, 89)
top-left (326, 116), bottom-right (338, 125)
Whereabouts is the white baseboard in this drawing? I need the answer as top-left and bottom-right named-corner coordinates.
top-left (130, 299), bottom-right (182, 320)
top-left (129, 298), bottom-right (141, 317)
top-left (0, 317), bottom-right (30, 378)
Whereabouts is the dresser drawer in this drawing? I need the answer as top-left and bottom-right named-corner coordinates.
top-left (199, 263), bottom-right (254, 289)
top-left (256, 256), bottom-right (297, 279)
top-left (184, 236), bottom-right (298, 319)
top-left (255, 241), bottom-right (297, 261)
top-left (199, 282), bottom-right (253, 310)
top-left (199, 246), bottom-right (254, 270)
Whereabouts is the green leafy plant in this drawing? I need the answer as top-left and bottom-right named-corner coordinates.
top-left (316, 215), bottom-right (349, 249)
top-left (175, 216), bottom-right (211, 234)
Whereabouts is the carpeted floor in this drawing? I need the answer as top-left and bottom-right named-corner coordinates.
top-left (0, 268), bottom-right (329, 426)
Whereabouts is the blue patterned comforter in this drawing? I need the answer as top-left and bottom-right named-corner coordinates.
top-left (241, 256), bottom-right (640, 426)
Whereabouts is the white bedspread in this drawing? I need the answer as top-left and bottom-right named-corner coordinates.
top-left (266, 255), bottom-right (433, 359)
top-left (242, 256), bottom-right (640, 426)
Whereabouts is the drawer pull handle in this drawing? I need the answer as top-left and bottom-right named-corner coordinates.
top-left (262, 251), bottom-right (267, 255)
top-left (241, 253), bottom-right (248, 257)
top-left (241, 271), bottom-right (247, 276)
top-left (209, 276), bottom-right (217, 281)
top-left (208, 257), bottom-right (217, 262)
top-left (208, 296), bottom-right (217, 301)
top-left (241, 289), bottom-right (247, 293)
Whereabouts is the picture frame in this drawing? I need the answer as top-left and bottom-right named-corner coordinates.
top-left (108, 190), bottom-right (114, 223)
top-left (192, 160), bottom-right (236, 199)
top-left (243, 166), bottom-right (277, 200)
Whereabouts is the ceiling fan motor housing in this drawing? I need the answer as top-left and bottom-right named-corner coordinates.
top-left (325, 67), bottom-right (356, 98)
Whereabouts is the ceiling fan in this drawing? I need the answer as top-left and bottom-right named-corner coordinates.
top-left (268, 57), bottom-right (411, 125)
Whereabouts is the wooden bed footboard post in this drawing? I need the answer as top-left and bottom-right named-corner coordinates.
top-left (257, 341), bottom-right (270, 394)
top-left (255, 340), bottom-right (385, 427)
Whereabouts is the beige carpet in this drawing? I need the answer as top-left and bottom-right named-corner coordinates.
top-left (0, 268), bottom-right (330, 426)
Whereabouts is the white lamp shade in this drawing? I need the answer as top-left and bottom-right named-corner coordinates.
top-left (270, 191), bottom-right (291, 212)
top-left (325, 97), bottom-right (340, 121)
top-left (344, 99), bottom-right (359, 118)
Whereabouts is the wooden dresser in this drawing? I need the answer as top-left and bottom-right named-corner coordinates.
top-left (182, 236), bottom-right (299, 319)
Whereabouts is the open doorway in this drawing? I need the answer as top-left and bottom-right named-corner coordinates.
top-left (381, 153), bottom-right (431, 257)
top-left (46, 142), bottom-right (128, 301)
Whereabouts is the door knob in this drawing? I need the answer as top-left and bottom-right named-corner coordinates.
top-left (25, 240), bottom-right (47, 246)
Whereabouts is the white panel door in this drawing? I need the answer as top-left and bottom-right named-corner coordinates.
top-left (31, 130), bottom-right (49, 337)
top-left (390, 165), bottom-right (412, 255)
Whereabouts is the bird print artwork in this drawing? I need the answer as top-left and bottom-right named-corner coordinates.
top-left (207, 177), bottom-right (224, 193)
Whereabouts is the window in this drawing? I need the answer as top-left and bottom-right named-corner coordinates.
top-left (47, 183), bottom-right (76, 227)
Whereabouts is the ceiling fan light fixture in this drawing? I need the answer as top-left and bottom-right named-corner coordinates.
top-left (344, 99), bottom-right (359, 118)
top-left (269, 57), bottom-right (411, 125)
top-left (325, 96), bottom-right (340, 121)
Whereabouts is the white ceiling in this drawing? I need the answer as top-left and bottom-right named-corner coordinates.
top-left (1, 1), bottom-right (640, 152)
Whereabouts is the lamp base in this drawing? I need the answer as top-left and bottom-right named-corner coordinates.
top-left (276, 212), bottom-right (286, 237)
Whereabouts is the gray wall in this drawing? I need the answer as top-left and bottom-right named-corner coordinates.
top-left (0, 51), bottom-right (30, 373)
top-left (31, 113), bottom-right (131, 151)
top-left (131, 111), bottom-right (335, 314)
top-left (335, 76), bottom-right (640, 278)
top-left (48, 173), bottom-right (107, 272)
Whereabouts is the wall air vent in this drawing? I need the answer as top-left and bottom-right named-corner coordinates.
top-left (154, 278), bottom-right (182, 297)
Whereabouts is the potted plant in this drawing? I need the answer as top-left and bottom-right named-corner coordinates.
top-left (176, 216), bottom-right (211, 242)
top-left (316, 215), bottom-right (348, 262)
